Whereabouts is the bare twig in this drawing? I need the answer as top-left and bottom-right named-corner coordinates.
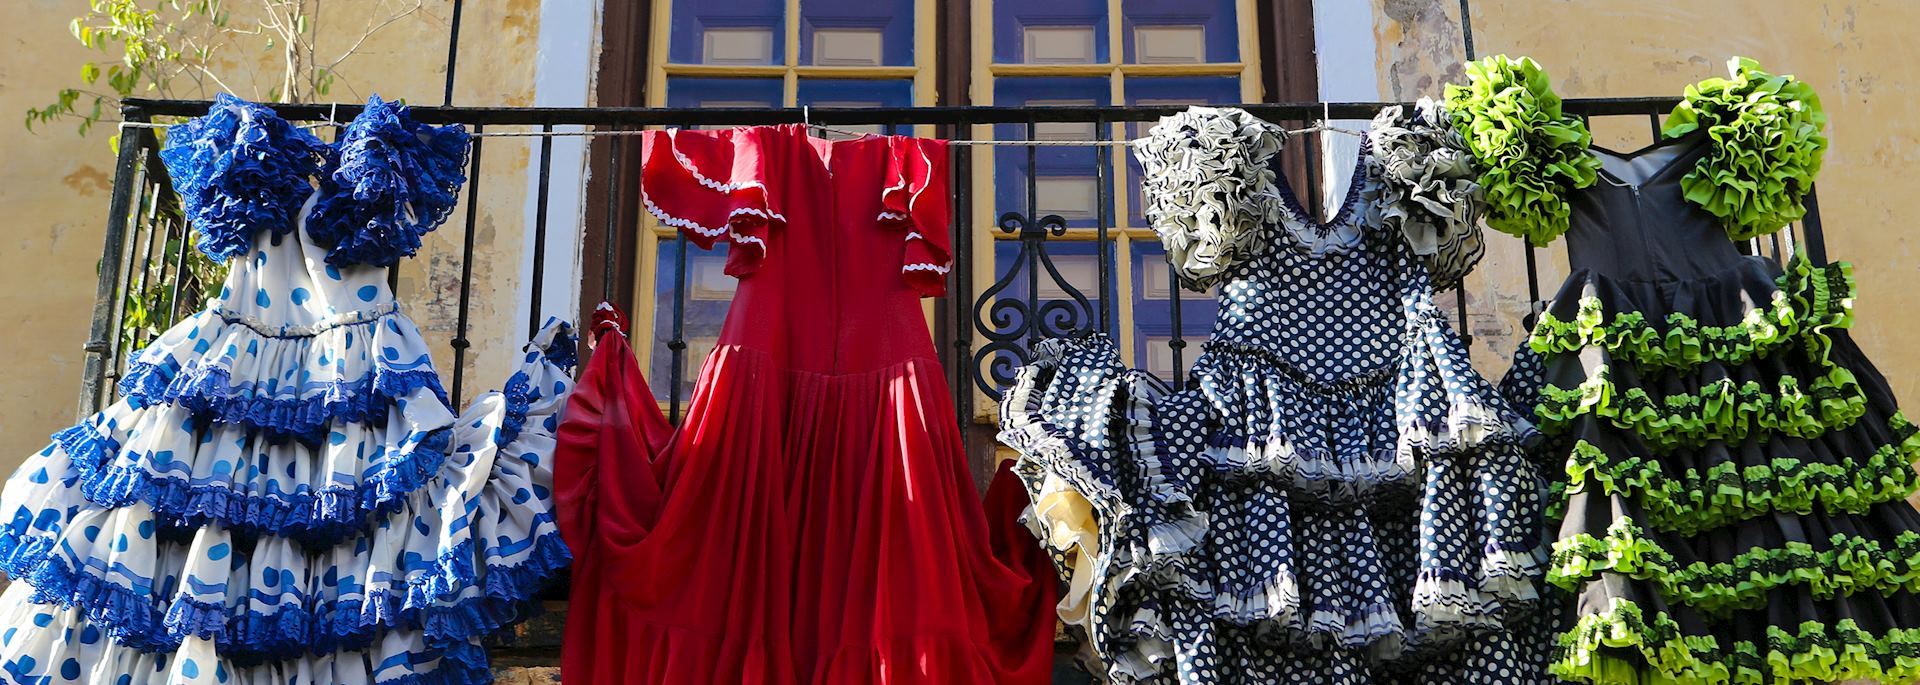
top-left (323, 0), bottom-right (424, 73)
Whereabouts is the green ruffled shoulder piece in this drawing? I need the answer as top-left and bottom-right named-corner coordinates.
top-left (1563, 414), bottom-right (1920, 536)
top-left (1548, 517), bottom-right (1920, 616)
top-left (1663, 57), bottom-right (1830, 241)
top-left (1444, 55), bottom-right (1602, 247)
top-left (1537, 362), bottom-right (1867, 451)
top-left (1530, 258), bottom-right (1855, 371)
top-left (1553, 597), bottom-right (1920, 685)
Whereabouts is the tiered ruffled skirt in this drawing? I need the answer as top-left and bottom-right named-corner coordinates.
top-left (999, 307), bottom-right (1554, 685)
top-left (0, 309), bottom-right (576, 684)
top-left (1508, 255), bottom-right (1920, 684)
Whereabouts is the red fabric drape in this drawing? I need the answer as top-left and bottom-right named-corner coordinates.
top-left (555, 124), bottom-right (1055, 684)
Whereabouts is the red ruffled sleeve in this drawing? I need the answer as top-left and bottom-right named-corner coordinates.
top-left (640, 127), bottom-right (784, 277)
top-left (880, 136), bottom-right (954, 297)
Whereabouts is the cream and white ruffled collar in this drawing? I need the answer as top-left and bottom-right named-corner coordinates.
top-left (1134, 105), bottom-right (1491, 292)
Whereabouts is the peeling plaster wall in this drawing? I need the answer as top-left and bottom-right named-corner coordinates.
top-left (1361, 0), bottom-right (1920, 407)
top-left (0, 0), bottom-right (551, 466)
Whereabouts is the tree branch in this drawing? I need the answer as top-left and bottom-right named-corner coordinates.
top-left (323, 0), bottom-right (424, 73)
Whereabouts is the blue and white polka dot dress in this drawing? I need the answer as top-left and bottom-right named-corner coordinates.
top-left (1000, 107), bottom-right (1555, 684)
top-left (0, 95), bottom-right (576, 684)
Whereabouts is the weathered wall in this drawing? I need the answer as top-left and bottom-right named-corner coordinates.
top-left (1368, 0), bottom-right (1920, 412)
top-left (0, 0), bottom-right (548, 464)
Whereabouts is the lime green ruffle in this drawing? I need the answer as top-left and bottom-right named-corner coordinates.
top-left (1663, 57), bottom-right (1829, 242)
top-left (1550, 518), bottom-right (1920, 615)
top-left (1563, 414), bottom-right (1920, 535)
top-left (1538, 362), bottom-right (1866, 451)
top-left (1554, 597), bottom-right (1920, 685)
top-left (1530, 259), bottom-right (1855, 371)
top-left (1443, 55), bottom-right (1602, 247)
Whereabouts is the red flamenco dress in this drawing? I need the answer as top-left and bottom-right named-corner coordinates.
top-left (554, 124), bottom-right (1058, 684)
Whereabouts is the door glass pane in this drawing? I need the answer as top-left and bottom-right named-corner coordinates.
top-left (1121, 0), bottom-right (1237, 63)
top-left (800, 0), bottom-right (914, 66)
top-left (665, 77), bottom-right (784, 110)
top-left (993, 0), bottom-right (1108, 64)
top-left (993, 78), bottom-right (1113, 229)
top-left (651, 240), bottom-right (737, 403)
top-left (797, 79), bottom-right (914, 136)
top-left (1131, 241), bottom-right (1219, 379)
top-left (670, 0), bottom-right (786, 65)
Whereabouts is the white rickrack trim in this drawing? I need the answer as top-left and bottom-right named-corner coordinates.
top-left (909, 143), bottom-right (934, 215)
top-left (642, 191), bottom-right (729, 238)
top-left (903, 231), bottom-right (925, 242)
top-left (642, 189), bottom-right (780, 259)
top-left (882, 173), bottom-right (909, 200)
top-left (667, 129), bottom-right (770, 194)
top-left (730, 232), bottom-right (767, 251)
top-left (731, 206), bottom-right (787, 225)
top-left (903, 262), bottom-right (952, 275)
top-left (877, 210), bottom-right (909, 222)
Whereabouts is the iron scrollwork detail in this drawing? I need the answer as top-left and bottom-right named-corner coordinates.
top-left (971, 211), bottom-right (1094, 398)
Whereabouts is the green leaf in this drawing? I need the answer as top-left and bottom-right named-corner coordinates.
top-left (81, 62), bottom-right (100, 84)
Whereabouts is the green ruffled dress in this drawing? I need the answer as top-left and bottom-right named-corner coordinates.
top-left (1497, 69), bottom-right (1920, 684)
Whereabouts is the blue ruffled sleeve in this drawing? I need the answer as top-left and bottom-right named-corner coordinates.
top-left (307, 95), bottom-right (472, 267)
top-left (158, 93), bottom-right (329, 262)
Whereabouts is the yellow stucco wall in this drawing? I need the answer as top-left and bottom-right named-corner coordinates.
top-left (0, 1), bottom-right (548, 465)
top-left (1370, 0), bottom-right (1920, 408)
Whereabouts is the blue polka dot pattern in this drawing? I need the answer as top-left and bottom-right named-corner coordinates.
top-left (999, 123), bottom-right (1552, 683)
top-left (0, 100), bottom-right (583, 685)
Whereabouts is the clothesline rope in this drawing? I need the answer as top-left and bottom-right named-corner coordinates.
top-left (114, 118), bottom-right (1368, 145)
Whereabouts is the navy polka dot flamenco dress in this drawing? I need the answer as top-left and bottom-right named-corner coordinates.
top-left (0, 95), bottom-right (575, 684)
top-left (997, 106), bottom-right (1556, 684)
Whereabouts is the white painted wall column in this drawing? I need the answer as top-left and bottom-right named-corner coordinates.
top-left (516, 0), bottom-right (601, 338)
top-left (1311, 0), bottom-right (1382, 213)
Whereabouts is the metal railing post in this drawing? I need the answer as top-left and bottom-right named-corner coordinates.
top-left (78, 109), bottom-right (153, 419)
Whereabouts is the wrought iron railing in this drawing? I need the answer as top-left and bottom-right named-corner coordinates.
top-left (83, 99), bottom-right (1828, 461)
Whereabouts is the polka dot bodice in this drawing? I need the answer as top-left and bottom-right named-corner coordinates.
top-left (211, 196), bottom-right (398, 336)
top-left (1205, 227), bottom-right (1412, 384)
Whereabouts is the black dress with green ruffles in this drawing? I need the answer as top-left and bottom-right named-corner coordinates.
top-left (1499, 130), bottom-right (1920, 684)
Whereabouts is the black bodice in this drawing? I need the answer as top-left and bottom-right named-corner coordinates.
top-left (1564, 132), bottom-right (1749, 283)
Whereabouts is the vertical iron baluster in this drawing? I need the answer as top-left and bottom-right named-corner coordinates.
top-left (164, 210), bottom-right (190, 327)
top-left (450, 125), bottom-right (484, 406)
top-left (111, 162), bottom-right (158, 402)
top-left (1769, 230), bottom-right (1784, 265)
top-left (1458, 0), bottom-right (1476, 61)
top-left (1094, 114), bottom-right (1112, 334)
top-left (129, 166), bottom-right (163, 351)
top-left (79, 118), bottom-right (150, 417)
top-left (1450, 100), bottom-right (1471, 351)
top-left (443, 0), bottom-right (465, 106)
top-left (603, 127), bottom-right (622, 303)
top-left (1024, 118), bottom-right (1040, 348)
top-left (1801, 185), bottom-right (1828, 266)
top-left (1451, 290), bottom-right (1471, 346)
top-left (529, 124), bottom-right (555, 337)
top-left (1168, 254), bottom-right (1186, 388)
top-left (669, 233), bottom-right (689, 424)
top-left (952, 144), bottom-right (975, 438)
top-left (1302, 119), bottom-right (1323, 221)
